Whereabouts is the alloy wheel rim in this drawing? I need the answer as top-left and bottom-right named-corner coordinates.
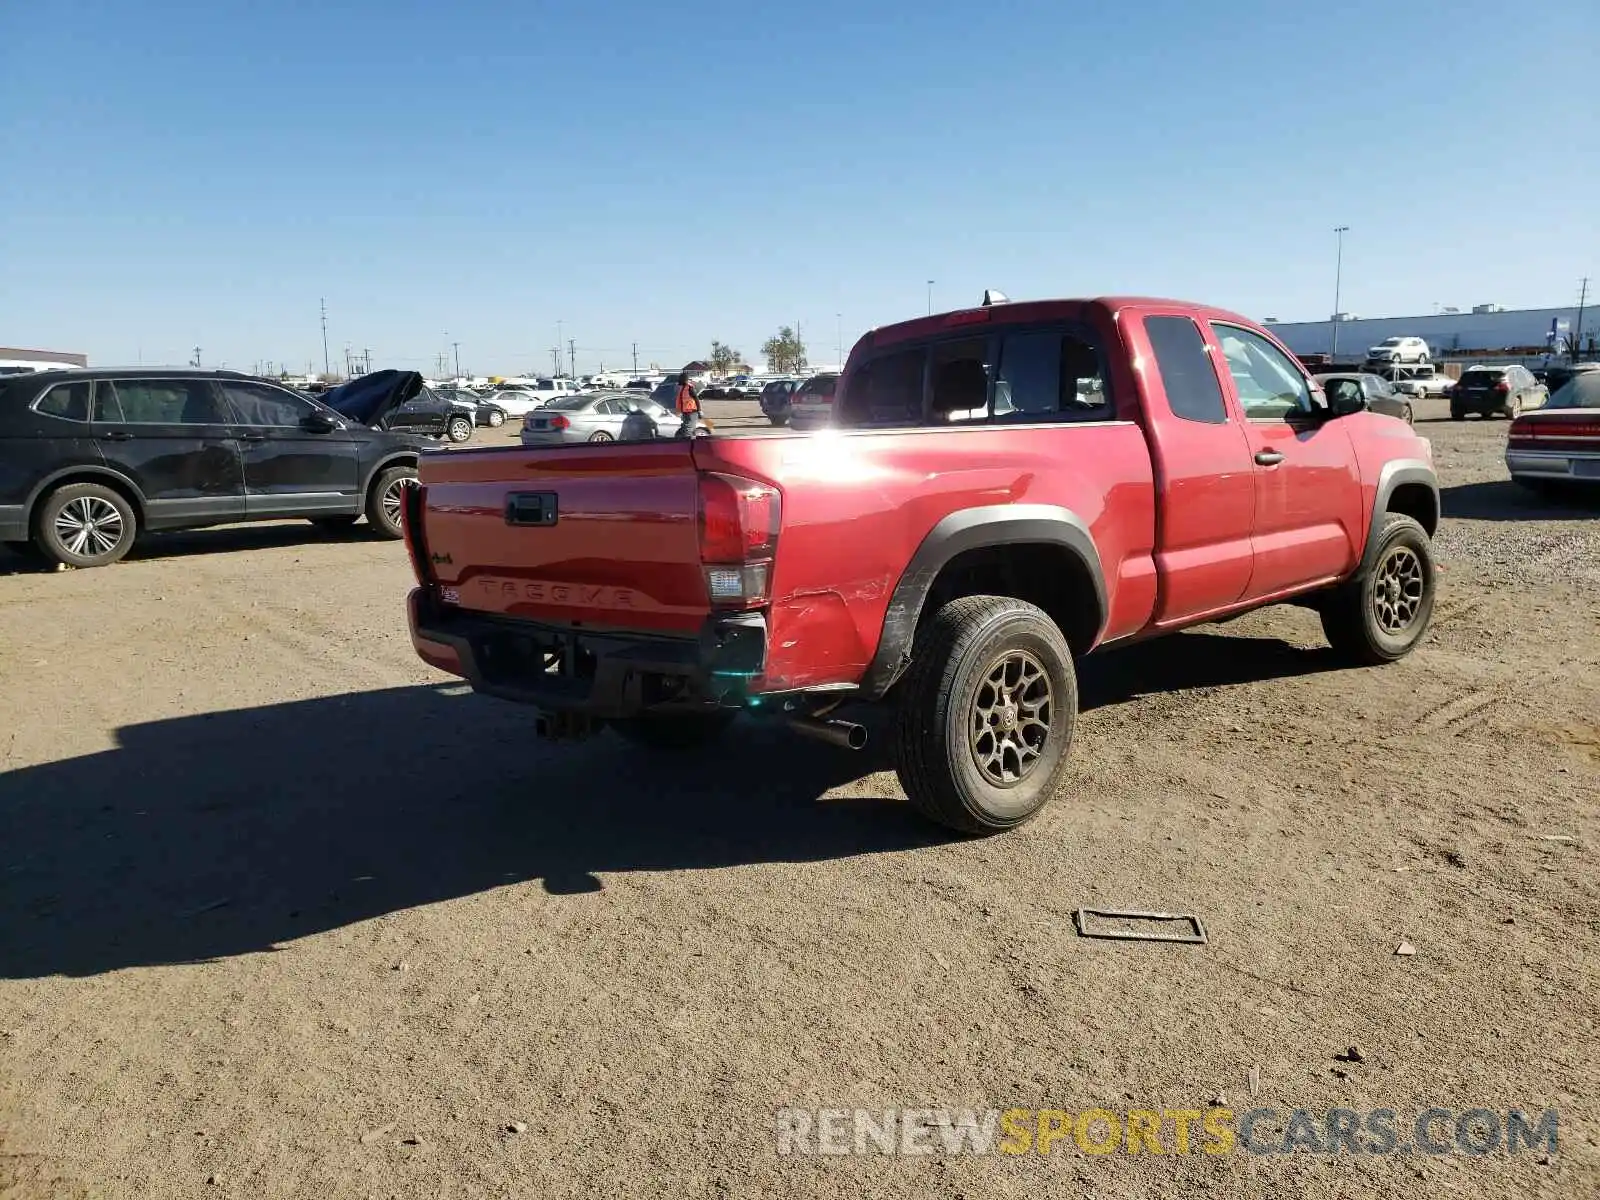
top-left (1373, 545), bottom-right (1425, 634)
top-left (969, 650), bottom-right (1053, 786)
top-left (54, 496), bottom-right (124, 558)
top-left (382, 478), bottom-right (412, 527)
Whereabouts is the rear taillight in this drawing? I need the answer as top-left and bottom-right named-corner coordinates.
top-left (550, 414), bottom-right (570, 430)
top-left (1495, 381), bottom-right (1510, 394)
top-left (697, 472), bottom-right (781, 610)
top-left (400, 481), bottom-right (432, 585)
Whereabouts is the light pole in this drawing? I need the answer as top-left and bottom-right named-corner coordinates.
top-left (927, 280), bottom-right (935, 316)
top-left (1330, 226), bottom-right (1349, 359)
top-left (453, 341), bottom-right (461, 379)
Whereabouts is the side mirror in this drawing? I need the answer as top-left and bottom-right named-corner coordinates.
top-left (1325, 387), bottom-right (1367, 418)
top-left (303, 410), bottom-right (338, 433)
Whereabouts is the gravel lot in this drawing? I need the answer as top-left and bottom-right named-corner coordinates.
top-left (1, 398), bottom-right (1596, 1199)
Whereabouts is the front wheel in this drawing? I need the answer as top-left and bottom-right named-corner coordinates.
top-left (1320, 515), bottom-right (1435, 665)
top-left (1450, 405), bottom-right (1465, 421)
top-left (610, 710), bottom-right (735, 750)
top-left (36, 482), bottom-right (138, 568)
top-left (1403, 403), bottom-right (1415, 425)
top-left (366, 465), bottom-right (417, 539)
top-left (1503, 395), bottom-right (1522, 419)
top-left (445, 415), bottom-right (474, 443)
top-left (768, 414), bottom-right (789, 427)
top-left (891, 595), bottom-right (1077, 834)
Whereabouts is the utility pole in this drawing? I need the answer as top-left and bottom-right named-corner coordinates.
top-left (1330, 226), bottom-right (1349, 360)
top-left (568, 338), bottom-right (576, 379)
top-left (320, 298), bottom-right (330, 376)
top-left (362, 348), bottom-right (371, 374)
top-left (1574, 277), bottom-right (1589, 364)
top-left (191, 346), bottom-right (202, 368)
top-left (927, 280), bottom-right (934, 315)
top-left (632, 342), bottom-right (639, 375)
top-left (551, 346), bottom-right (561, 376)
top-left (453, 341), bottom-right (461, 379)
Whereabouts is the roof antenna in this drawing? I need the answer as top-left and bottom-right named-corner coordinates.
top-left (982, 289), bottom-right (1009, 307)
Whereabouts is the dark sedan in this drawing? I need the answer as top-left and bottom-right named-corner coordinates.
top-left (1314, 373), bottom-right (1414, 425)
top-left (324, 372), bottom-right (476, 443)
top-left (434, 387), bottom-right (507, 428)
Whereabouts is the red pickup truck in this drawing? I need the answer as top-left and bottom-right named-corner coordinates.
top-left (401, 296), bottom-right (1440, 834)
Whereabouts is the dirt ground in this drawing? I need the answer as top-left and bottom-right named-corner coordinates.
top-left (1, 398), bottom-right (1596, 1199)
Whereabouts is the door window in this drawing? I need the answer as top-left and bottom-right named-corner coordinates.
top-left (104, 380), bottom-right (226, 424)
top-left (1145, 316), bottom-right (1228, 423)
top-left (220, 381), bottom-right (318, 426)
top-left (1210, 324), bottom-right (1313, 419)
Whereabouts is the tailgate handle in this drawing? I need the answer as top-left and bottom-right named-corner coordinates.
top-left (506, 491), bottom-right (559, 527)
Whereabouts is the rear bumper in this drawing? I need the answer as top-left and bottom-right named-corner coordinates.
top-left (407, 588), bottom-right (768, 718)
top-left (1507, 449), bottom-right (1600, 482)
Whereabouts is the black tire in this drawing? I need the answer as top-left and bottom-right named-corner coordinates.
top-left (309, 515), bottom-right (359, 531)
top-left (768, 414), bottom-right (789, 427)
top-left (1418, 353), bottom-right (1430, 364)
top-left (1450, 405), bottom-right (1465, 421)
top-left (891, 595), bottom-right (1077, 834)
top-left (610, 710), bottom-right (735, 750)
top-left (366, 465), bottom-right (417, 539)
top-left (1402, 403), bottom-right (1414, 425)
top-left (1319, 514), bottom-right (1435, 666)
top-left (486, 408), bottom-right (506, 427)
top-left (588, 430), bottom-right (615, 442)
top-left (445, 415), bottom-right (474, 443)
top-left (35, 482), bottom-right (137, 568)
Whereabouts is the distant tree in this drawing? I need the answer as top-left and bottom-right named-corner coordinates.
top-left (761, 326), bottom-right (808, 375)
top-left (709, 341), bottom-right (741, 377)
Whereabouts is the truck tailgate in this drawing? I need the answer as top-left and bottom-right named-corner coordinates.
top-left (417, 442), bottom-right (707, 633)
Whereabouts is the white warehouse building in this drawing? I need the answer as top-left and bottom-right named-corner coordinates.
top-left (1264, 304), bottom-right (1593, 359)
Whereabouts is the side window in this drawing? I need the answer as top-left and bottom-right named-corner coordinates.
top-left (989, 329), bottom-right (1112, 422)
top-left (109, 380), bottom-right (225, 424)
top-left (33, 381), bottom-right (93, 422)
top-left (1145, 316), bottom-right (1227, 424)
top-left (92, 381), bottom-right (123, 422)
top-left (1210, 324), bottom-right (1312, 420)
top-left (220, 381), bottom-right (315, 426)
top-left (844, 350), bottom-right (925, 426)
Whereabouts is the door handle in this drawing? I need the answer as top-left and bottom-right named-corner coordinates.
top-left (240, 432), bottom-right (266, 442)
top-left (103, 431), bottom-right (133, 442)
top-left (1255, 450), bottom-right (1284, 466)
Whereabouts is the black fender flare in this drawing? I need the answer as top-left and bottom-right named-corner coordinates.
top-left (857, 504), bottom-right (1106, 700)
top-left (361, 452), bottom-right (420, 498)
top-left (26, 464), bottom-right (149, 520)
top-left (1359, 458), bottom-right (1437, 577)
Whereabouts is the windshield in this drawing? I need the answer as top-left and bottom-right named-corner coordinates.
top-left (1547, 375), bottom-right (1600, 409)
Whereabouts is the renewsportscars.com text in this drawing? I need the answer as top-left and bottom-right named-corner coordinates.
top-left (774, 1106), bottom-right (1559, 1157)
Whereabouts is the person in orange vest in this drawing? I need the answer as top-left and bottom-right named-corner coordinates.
top-left (673, 371), bottom-right (702, 438)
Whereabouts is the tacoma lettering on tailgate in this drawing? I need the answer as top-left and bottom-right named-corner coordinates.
top-left (474, 577), bottom-right (640, 608)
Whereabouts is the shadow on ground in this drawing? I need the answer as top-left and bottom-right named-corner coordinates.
top-left (0, 522), bottom-right (384, 575)
top-left (1441, 479), bottom-right (1599, 522)
top-left (0, 631), bottom-right (1337, 979)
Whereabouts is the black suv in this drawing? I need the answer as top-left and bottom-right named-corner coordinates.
top-left (0, 368), bottom-right (434, 568)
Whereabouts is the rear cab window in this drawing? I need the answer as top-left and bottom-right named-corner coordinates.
top-left (1143, 316), bottom-right (1228, 423)
top-left (834, 321), bottom-right (1114, 429)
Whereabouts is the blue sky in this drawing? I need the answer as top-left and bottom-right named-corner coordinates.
top-left (2, 0), bottom-right (1594, 376)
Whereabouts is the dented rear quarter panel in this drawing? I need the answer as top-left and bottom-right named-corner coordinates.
top-left (693, 422), bottom-right (1158, 692)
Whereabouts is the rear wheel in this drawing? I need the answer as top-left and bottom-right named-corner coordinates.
top-left (366, 465), bottom-right (416, 539)
top-left (1320, 515), bottom-right (1435, 665)
top-left (768, 414), bottom-right (789, 427)
top-left (486, 408), bottom-right (506, 427)
top-left (1450, 405), bottom-right (1465, 421)
top-left (445, 415), bottom-right (474, 443)
top-left (1503, 395), bottom-right (1521, 419)
top-left (610, 710), bottom-right (735, 749)
top-left (588, 430), bottom-right (615, 442)
top-left (35, 482), bottom-right (138, 568)
top-left (1402, 403), bottom-right (1415, 425)
top-left (891, 595), bottom-right (1077, 834)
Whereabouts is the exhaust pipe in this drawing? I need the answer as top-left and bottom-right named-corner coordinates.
top-left (787, 716), bottom-right (868, 751)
